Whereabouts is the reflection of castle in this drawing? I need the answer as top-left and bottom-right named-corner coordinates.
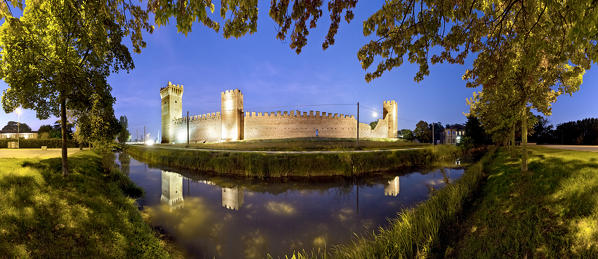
top-left (160, 83), bottom-right (398, 143)
top-left (384, 176), bottom-right (400, 197)
top-left (222, 187), bottom-right (244, 210)
top-left (161, 171), bottom-right (184, 209)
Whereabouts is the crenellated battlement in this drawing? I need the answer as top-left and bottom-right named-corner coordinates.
top-left (243, 110), bottom-right (354, 120)
top-left (162, 86), bottom-right (397, 143)
top-left (160, 81), bottom-right (184, 99)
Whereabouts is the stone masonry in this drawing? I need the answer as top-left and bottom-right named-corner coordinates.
top-left (161, 83), bottom-right (398, 143)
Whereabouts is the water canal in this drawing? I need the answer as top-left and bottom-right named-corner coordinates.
top-left (116, 153), bottom-right (464, 258)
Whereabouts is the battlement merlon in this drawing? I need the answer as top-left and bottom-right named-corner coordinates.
top-left (160, 81), bottom-right (184, 99)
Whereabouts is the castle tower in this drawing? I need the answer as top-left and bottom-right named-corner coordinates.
top-left (160, 82), bottom-right (184, 143)
top-left (384, 176), bottom-right (400, 197)
top-left (222, 186), bottom-right (244, 210)
top-left (160, 171), bottom-right (184, 209)
top-left (383, 100), bottom-right (398, 138)
top-left (221, 89), bottom-right (244, 141)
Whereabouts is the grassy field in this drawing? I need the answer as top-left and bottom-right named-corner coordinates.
top-left (0, 148), bottom-right (83, 159)
top-left (0, 151), bottom-right (177, 257)
top-left (164, 137), bottom-right (423, 151)
top-left (445, 146), bottom-right (598, 257)
top-left (127, 144), bottom-right (461, 177)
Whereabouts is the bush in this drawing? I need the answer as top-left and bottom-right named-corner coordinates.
top-left (0, 139), bottom-right (79, 148)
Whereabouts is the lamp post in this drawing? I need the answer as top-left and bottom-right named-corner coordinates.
top-left (15, 107), bottom-right (22, 148)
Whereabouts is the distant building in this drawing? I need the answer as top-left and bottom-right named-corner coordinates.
top-left (0, 131), bottom-right (38, 139)
top-left (444, 125), bottom-right (465, 145)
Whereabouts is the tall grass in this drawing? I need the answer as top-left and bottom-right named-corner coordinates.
top-left (0, 152), bottom-right (176, 258)
top-left (126, 144), bottom-right (461, 177)
top-left (303, 148), bottom-right (496, 258)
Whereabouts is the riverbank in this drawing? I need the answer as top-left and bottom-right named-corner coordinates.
top-left (162, 137), bottom-right (421, 151)
top-left (0, 151), bottom-right (176, 257)
top-left (305, 147), bottom-right (495, 258)
top-left (444, 146), bottom-right (598, 257)
top-left (127, 144), bottom-right (461, 177)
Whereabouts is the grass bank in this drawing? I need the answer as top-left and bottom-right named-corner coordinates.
top-left (293, 147), bottom-right (495, 258)
top-left (127, 144), bottom-right (461, 177)
top-left (165, 137), bottom-right (422, 151)
top-left (445, 146), bottom-right (598, 257)
top-left (0, 151), bottom-right (176, 257)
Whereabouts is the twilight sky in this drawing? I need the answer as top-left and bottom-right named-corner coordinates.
top-left (1, 1), bottom-right (597, 139)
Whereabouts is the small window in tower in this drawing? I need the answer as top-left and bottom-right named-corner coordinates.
top-left (175, 101), bottom-right (177, 103)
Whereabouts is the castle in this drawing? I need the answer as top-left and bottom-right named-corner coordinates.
top-left (160, 82), bottom-right (398, 143)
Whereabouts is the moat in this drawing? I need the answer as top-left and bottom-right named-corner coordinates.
top-left (116, 153), bottom-right (464, 258)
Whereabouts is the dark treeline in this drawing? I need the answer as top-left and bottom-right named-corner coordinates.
top-left (531, 117), bottom-right (598, 145)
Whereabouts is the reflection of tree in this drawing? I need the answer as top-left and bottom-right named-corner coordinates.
top-left (440, 168), bottom-right (450, 185)
top-left (161, 171), bottom-right (184, 209)
top-left (119, 152), bottom-right (130, 175)
top-left (384, 176), bottom-right (400, 197)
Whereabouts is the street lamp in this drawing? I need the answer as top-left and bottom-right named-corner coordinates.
top-left (15, 107), bottom-right (22, 148)
top-left (372, 112), bottom-right (378, 118)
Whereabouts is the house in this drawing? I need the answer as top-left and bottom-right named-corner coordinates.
top-left (444, 125), bottom-right (465, 145)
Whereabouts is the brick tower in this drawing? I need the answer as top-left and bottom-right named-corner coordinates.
top-left (221, 89), bottom-right (244, 141)
top-left (160, 82), bottom-right (183, 143)
top-left (383, 100), bottom-right (398, 138)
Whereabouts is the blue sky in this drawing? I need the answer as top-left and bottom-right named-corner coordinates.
top-left (1, 1), bottom-right (597, 139)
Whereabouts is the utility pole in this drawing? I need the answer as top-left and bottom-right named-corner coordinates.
top-left (356, 102), bottom-right (360, 147)
top-left (143, 126), bottom-right (146, 143)
top-left (432, 122), bottom-right (436, 145)
top-left (186, 111), bottom-right (190, 146)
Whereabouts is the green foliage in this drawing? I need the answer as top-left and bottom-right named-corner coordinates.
top-left (117, 116), bottom-right (130, 144)
top-left (1, 121), bottom-right (31, 133)
top-left (319, 148), bottom-right (496, 258)
top-left (464, 115), bottom-right (489, 146)
top-left (398, 129), bottom-right (414, 141)
top-left (369, 120), bottom-right (378, 130)
top-left (127, 144), bottom-right (460, 178)
top-left (414, 120), bottom-right (431, 143)
top-left (0, 152), bottom-right (172, 257)
top-left (0, 139), bottom-right (78, 148)
top-left (449, 147), bottom-right (598, 257)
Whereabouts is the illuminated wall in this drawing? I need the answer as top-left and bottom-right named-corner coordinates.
top-left (160, 170), bottom-right (184, 209)
top-left (160, 82), bottom-right (183, 143)
top-left (164, 88), bottom-right (398, 143)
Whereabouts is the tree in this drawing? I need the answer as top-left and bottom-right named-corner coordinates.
top-left (117, 116), bottom-right (130, 143)
top-left (398, 129), bottom-right (414, 141)
top-left (1, 121), bottom-right (31, 133)
top-left (464, 116), bottom-right (488, 146)
top-left (428, 122), bottom-right (444, 145)
top-left (529, 115), bottom-right (554, 144)
top-left (369, 120), bottom-right (378, 130)
top-left (414, 121), bottom-right (431, 143)
top-left (0, 0), bottom-right (151, 175)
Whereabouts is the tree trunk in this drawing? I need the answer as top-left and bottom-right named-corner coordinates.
top-left (60, 96), bottom-right (69, 176)
top-left (521, 107), bottom-right (528, 173)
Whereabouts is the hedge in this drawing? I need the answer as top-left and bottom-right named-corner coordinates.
top-left (0, 139), bottom-right (79, 148)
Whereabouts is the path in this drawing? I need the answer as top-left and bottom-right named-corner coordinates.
top-left (144, 145), bottom-right (425, 154)
top-left (537, 144), bottom-right (598, 152)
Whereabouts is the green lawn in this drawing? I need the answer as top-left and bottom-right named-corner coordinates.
top-left (447, 146), bottom-right (598, 258)
top-left (163, 137), bottom-right (423, 151)
top-left (0, 151), bottom-right (177, 258)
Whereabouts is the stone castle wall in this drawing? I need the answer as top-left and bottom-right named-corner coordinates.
top-left (162, 85), bottom-right (397, 143)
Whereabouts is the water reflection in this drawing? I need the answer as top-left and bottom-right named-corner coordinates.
top-left (384, 176), bottom-right (400, 197)
top-left (120, 153), bottom-right (465, 259)
top-left (222, 187), bottom-right (244, 210)
top-left (161, 171), bottom-right (184, 209)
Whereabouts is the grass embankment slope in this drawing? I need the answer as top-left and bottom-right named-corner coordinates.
top-left (0, 151), bottom-right (176, 258)
top-left (446, 146), bottom-right (598, 258)
top-left (166, 137), bottom-right (422, 151)
top-left (128, 143), bottom-right (460, 177)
